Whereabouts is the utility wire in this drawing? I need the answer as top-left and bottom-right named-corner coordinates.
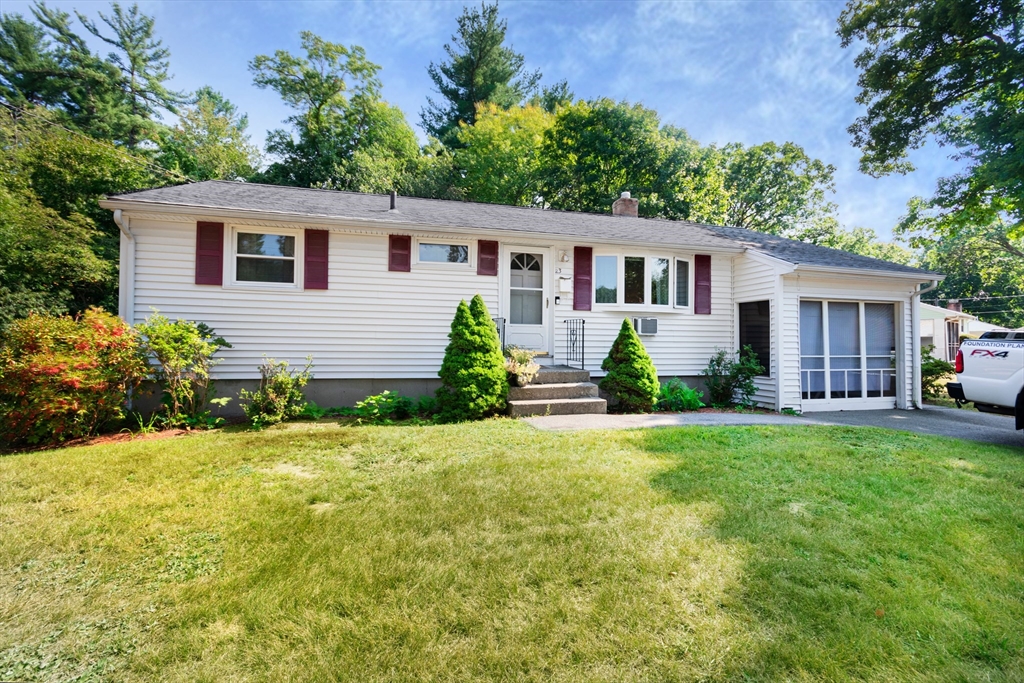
top-left (0, 101), bottom-right (194, 185)
top-left (924, 294), bottom-right (1024, 303)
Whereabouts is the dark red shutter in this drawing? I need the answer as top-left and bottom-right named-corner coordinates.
top-left (195, 221), bottom-right (224, 285)
top-left (389, 235), bottom-right (411, 272)
top-left (477, 240), bottom-right (498, 276)
top-left (304, 229), bottom-right (329, 290)
top-left (573, 246), bottom-right (593, 311)
top-left (695, 254), bottom-right (712, 315)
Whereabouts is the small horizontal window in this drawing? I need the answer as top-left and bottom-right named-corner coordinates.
top-left (419, 243), bottom-right (468, 264)
top-left (236, 231), bottom-right (295, 284)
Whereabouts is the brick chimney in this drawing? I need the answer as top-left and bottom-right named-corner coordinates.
top-left (612, 191), bottom-right (639, 217)
top-left (947, 299), bottom-right (962, 312)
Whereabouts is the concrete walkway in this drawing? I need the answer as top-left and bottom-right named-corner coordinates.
top-left (524, 405), bottom-right (1024, 449)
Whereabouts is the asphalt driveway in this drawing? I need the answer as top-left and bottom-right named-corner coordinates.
top-left (801, 405), bottom-right (1023, 449)
top-left (526, 405), bottom-right (1023, 449)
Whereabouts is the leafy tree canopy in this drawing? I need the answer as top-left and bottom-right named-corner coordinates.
top-left (421, 1), bottom-right (541, 145)
top-left (722, 141), bottom-right (838, 236)
top-left (454, 103), bottom-right (552, 206)
top-left (539, 99), bottom-right (727, 223)
top-left (157, 86), bottom-right (261, 181)
top-left (838, 0), bottom-right (1024, 247)
top-left (250, 31), bottom-right (420, 191)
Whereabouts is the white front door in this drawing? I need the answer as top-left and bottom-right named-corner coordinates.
top-left (504, 248), bottom-right (550, 353)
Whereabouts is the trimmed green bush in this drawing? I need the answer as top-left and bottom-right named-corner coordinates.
top-left (436, 295), bottom-right (508, 422)
top-left (600, 319), bottom-right (660, 413)
top-left (700, 345), bottom-right (765, 408)
top-left (921, 344), bottom-right (955, 398)
top-left (239, 356), bottom-right (313, 429)
top-left (136, 312), bottom-right (232, 428)
top-left (0, 308), bottom-right (147, 447)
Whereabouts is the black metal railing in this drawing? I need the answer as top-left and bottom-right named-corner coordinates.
top-left (564, 318), bottom-right (585, 369)
top-left (492, 317), bottom-right (506, 349)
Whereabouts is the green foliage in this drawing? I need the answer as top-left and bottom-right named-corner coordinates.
top-left (701, 346), bottom-right (765, 408)
top-left (414, 395), bottom-right (438, 418)
top-left (503, 344), bottom-right (541, 387)
top-left (454, 103), bottom-right (552, 206)
top-left (250, 31), bottom-right (420, 191)
top-left (0, 308), bottom-right (147, 447)
top-left (157, 87), bottom-right (260, 181)
top-left (0, 107), bottom-right (157, 321)
top-left (838, 0), bottom-right (1023, 245)
top-left (135, 312), bottom-right (231, 429)
top-left (540, 99), bottom-right (728, 223)
top-left (921, 345), bottom-right (956, 399)
top-left (898, 198), bottom-right (1024, 328)
top-left (239, 356), bottom-right (313, 429)
top-left (655, 378), bottom-right (706, 412)
top-left (722, 140), bottom-right (837, 235)
top-left (354, 390), bottom-right (413, 425)
top-left (599, 319), bottom-right (660, 413)
top-left (421, 1), bottom-right (541, 146)
top-left (436, 295), bottom-right (508, 422)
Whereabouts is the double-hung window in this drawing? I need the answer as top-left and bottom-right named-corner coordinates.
top-left (594, 255), bottom-right (673, 307)
top-left (234, 230), bottom-right (297, 285)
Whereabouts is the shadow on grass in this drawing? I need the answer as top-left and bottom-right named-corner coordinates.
top-left (638, 425), bottom-right (1024, 680)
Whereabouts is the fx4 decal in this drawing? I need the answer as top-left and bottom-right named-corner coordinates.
top-left (970, 349), bottom-right (1011, 358)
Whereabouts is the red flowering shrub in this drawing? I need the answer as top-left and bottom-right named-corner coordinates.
top-left (0, 308), bottom-right (147, 447)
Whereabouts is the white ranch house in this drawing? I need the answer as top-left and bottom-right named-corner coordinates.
top-left (101, 182), bottom-right (942, 414)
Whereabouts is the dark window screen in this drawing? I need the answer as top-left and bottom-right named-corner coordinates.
top-left (739, 300), bottom-right (771, 376)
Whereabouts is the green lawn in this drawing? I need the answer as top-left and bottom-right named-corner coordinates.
top-left (2, 421), bottom-right (1023, 682)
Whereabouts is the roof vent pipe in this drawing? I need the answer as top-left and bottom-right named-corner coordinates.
top-left (390, 190), bottom-right (397, 211)
top-left (612, 191), bottom-right (639, 218)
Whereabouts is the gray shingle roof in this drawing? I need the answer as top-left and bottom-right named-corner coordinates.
top-left (106, 180), bottom-right (938, 277)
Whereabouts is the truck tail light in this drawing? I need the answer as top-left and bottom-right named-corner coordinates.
top-left (955, 348), bottom-right (964, 373)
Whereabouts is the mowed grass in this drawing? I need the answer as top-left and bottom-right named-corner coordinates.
top-left (1, 421), bottom-right (1023, 682)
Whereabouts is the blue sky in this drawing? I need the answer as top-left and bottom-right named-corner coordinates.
top-left (6, 0), bottom-right (960, 239)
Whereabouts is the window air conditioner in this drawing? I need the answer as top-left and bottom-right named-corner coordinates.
top-left (632, 317), bottom-right (658, 335)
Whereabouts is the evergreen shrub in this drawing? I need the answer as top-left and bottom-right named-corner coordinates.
top-left (0, 308), bottom-right (147, 447)
top-left (436, 295), bottom-right (508, 422)
top-left (599, 319), bottom-right (660, 413)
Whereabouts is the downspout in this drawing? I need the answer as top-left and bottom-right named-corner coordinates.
top-left (911, 280), bottom-right (939, 409)
top-left (112, 209), bottom-right (135, 325)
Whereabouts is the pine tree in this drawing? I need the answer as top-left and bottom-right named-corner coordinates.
top-left (420, 1), bottom-right (540, 146)
top-left (600, 319), bottom-right (660, 413)
top-left (436, 295), bottom-right (508, 422)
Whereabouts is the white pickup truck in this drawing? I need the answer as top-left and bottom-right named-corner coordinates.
top-left (946, 331), bottom-right (1024, 430)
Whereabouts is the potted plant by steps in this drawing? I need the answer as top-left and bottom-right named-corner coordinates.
top-left (504, 345), bottom-right (540, 387)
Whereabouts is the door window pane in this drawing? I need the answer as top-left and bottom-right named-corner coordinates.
top-left (510, 290), bottom-right (542, 325)
top-left (800, 301), bottom-right (825, 399)
top-left (828, 302), bottom-right (862, 398)
top-left (675, 259), bottom-right (689, 307)
top-left (739, 300), bottom-right (771, 375)
top-left (866, 303), bottom-right (896, 397)
top-left (650, 258), bottom-right (669, 306)
top-left (595, 255), bottom-right (617, 304)
top-left (624, 257), bottom-right (645, 304)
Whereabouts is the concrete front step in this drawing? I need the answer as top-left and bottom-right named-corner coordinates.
top-left (508, 397), bottom-right (608, 417)
top-left (531, 366), bottom-right (591, 385)
top-left (508, 381), bottom-right (599, 401)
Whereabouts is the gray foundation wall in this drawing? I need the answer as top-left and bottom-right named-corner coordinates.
top-left (132, 377), bottom-right (444, 418)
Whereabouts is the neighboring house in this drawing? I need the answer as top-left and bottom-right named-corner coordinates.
top-left (920, 303), bottom-right (977, 362)
top-left (100, 182), bottom-right (943, 413)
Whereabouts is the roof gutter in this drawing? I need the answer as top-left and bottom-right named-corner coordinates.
top-left (113, 209), bottom-right (132, 239)
top-left (792, 263), bottom-right (944, 281)
top-left (911, 280), bottom-right (940, 409)
top-left (98, 199), bottom-right (747, 255)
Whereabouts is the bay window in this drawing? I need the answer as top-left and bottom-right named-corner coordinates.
top-left (594, 254), bottom-right (678, 307)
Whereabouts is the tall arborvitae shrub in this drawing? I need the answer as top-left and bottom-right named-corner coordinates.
top-left (436, 295), bottom-right (508, 422)
top-left (600, 318), bottom-right (660, 413)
